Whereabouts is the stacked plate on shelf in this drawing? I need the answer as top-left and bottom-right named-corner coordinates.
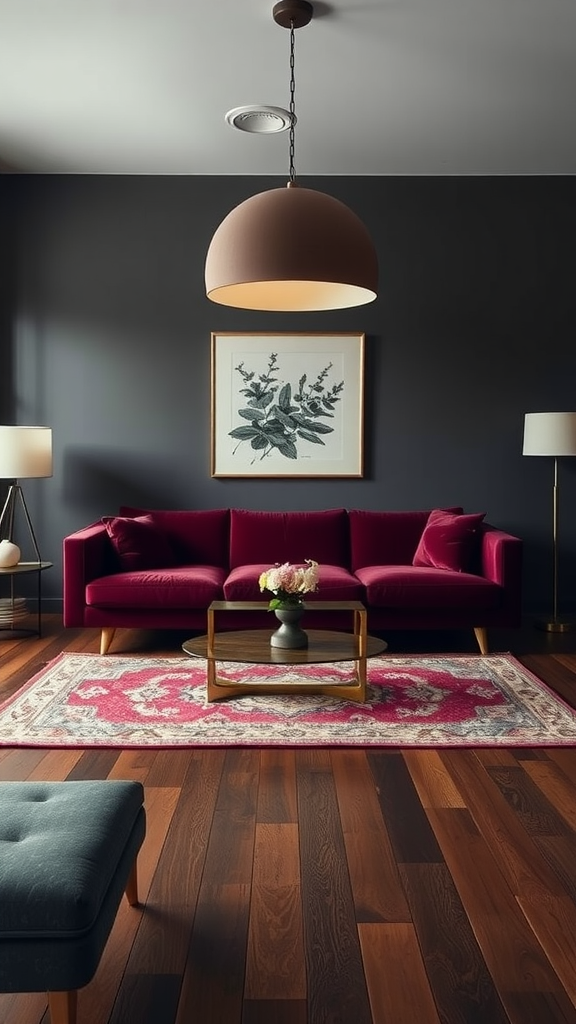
top-left (0, 597), bottom-right (28, 625)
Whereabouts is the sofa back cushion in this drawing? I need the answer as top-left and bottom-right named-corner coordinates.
top-left (102, 515), bottom-right (177, 571)
top-left (412, 508), bottom-right (486, 572)
top-left (349, 507), bottom-right (464, 570)
top-left (119, 507), bottom-right (230, 568)
top-left (229, 508), bottom-right (349, 570)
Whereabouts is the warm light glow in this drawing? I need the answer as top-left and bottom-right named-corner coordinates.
top-left (207, 279), bottom-right (376, 311)
top-left (205, 184), bottom-right (378, 312)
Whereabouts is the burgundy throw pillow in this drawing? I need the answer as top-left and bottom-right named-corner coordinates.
top-left (412, 509), bottom-right (486, 572)
top-left (102, 515), bottom-right (176, 571)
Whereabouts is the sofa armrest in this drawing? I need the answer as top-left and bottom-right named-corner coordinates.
top-left (479, 525), bottom-right (523, 620)
top-left (63, 522), bottom-right (117, 626)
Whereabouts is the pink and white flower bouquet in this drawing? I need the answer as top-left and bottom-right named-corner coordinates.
top-left (259, 559), bottom-right (319, 610)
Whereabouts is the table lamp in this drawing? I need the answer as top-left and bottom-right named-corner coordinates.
top-left (0, 426), bottom-right (53, 563)
top-left (523, 411), bottom-right (576, 631)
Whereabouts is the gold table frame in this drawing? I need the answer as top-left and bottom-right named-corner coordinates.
top-left (182, 600), bottom-right (387, 703)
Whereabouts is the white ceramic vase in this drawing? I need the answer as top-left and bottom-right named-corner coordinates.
top-left (0, 539), bottom-right (21, 567)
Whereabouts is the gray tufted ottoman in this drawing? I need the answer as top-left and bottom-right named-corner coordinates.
top-left (0, 779), bottom-right (146, 1024)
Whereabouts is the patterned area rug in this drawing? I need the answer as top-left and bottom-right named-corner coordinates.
top-left (1, 652), bottom-right (576, 748)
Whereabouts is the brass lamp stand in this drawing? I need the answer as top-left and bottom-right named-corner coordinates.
top-left (523, 412), bottom-right (576, 633)
top-left (543, 455), bottom-right (574, 632)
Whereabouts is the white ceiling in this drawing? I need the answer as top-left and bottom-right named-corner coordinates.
top-left (1, 0), bottom-right (575, 176)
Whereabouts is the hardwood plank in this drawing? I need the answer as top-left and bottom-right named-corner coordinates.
top-left (107, 748), bottom-right (160, 782)
top-left (244, 822), bottom-right (306, 999)
top-left (427, 806), bottom-right (567, 996)
top-left (66, 748), bottom-right (123, 780)
top-left (502, 990), bottom-right (576, 1024)
top-left (27, 747), bottom-right (84, 780)
top-left (516, 893), bottom-right (576, 1005)
top-left (439, 749), bottom-right (569, 897)
top-left (296, 748), bottom-right (373, 1024)
top-left (522, 759), bottom-right (576, 832)
top-left (0, 992), bottom-right (47, 1024)
top-left (332, 748), bottom-right (411, 923)
top-left (511, 748), bottom-right (554, 762)
top-left (199, 747), bottom-right (260, 885)
top-left (474, 749), bottom-right (522, 767)
top-left (486, 764), bottom-right (572, 835)
top-left (546, 746), bottom-right (576, 777)
top-left (124, 748), bottom-right (225, 975)
top-left (0, 747), bottom-right (50, 779)
top-left (257, 748), bottom-right (297, 823)
top-left (242, 999), bottom-right (307, 1024)
top-left (358, 922), bottom-right (441, 1024)
top-left (399, 861), bottom-right (510, 1023)
top-left (108, 974), bottom-right (181, 1024)
top-left (367, 750), bottom-right (444, 863)
top-left (534, 836), bottom-right (576, 903)
top-left (144, 748), bottom-right (195, 787)
top-left (173, 749), bottom-right (259, 1019)
top-left (174, 882), bottom-right (251, 1024)
top-left (403, 748), bottom-right (466, 807)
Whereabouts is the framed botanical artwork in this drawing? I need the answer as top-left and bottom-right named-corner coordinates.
top-left (211, 332), bottom-right (365, 478)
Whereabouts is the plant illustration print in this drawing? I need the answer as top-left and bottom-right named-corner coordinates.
top-left (228, 353), bottom-right (345, 462)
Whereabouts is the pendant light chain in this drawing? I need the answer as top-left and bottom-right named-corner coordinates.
top-left (289, 18), bottom-right (296, 182)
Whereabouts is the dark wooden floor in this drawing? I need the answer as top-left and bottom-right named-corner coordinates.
top-left (1, 616), bottom-right (576, 1024)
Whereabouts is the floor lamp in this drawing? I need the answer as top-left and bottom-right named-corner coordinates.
top-left (523, 411), bottom-right (576, 632)
top-left (0, 426), bottom-right (53, 563)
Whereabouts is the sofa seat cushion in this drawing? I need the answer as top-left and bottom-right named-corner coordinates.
top-left (86, 566), bottom-right (226, 610)
top-left (229, 509), bottom-right (350, 570)
top-left (355, 565), bottom-right (501, 611)
top-left (224, 564), bottom-right (363, 602)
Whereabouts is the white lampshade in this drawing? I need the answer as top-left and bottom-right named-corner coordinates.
top-left (522, 413), bottom-right (576, 457)
top-left (0, 426), bottom-right (53, 478)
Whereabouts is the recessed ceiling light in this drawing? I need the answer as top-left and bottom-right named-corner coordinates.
top-left (225, 105), bottom-right (295, 134)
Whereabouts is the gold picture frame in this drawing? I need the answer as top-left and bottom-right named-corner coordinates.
top-left (211, 332), bottom-right (365, 478)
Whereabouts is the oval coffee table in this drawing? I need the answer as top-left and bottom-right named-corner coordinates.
top-left (182, 600), bottom-right (387, 703)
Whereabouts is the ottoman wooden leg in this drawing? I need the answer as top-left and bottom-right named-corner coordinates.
top-left (48, 989), bottom-right (77, 1024)
top-left (125, 859), bottom-right (139, 907)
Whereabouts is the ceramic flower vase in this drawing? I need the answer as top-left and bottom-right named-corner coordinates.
top-left (0, 539), bottom-right (21, 567)
top-left (270, 603), bottom-right (308, 649)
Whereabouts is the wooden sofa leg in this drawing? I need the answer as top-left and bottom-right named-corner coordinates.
top-left (473, 627), bottom-right (489, 655)
top-left (125, 859), bottom-right (140, 907)
top-left (100, 627), bottom-right (116, 655)
top-left (48, 990), bottom-right (77, 1024)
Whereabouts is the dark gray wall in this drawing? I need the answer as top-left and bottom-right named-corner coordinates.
top-left (3, 173), bottom-right (576, 614)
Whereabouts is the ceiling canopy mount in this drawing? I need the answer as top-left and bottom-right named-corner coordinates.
top-left (272, 0), bottom-right (314, 30)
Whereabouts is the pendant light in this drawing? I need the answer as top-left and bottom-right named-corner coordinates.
top-left (205, 0), bottom-right (378, 312)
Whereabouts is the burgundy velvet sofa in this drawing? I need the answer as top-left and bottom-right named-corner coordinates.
top-left (62, 506), bottom-right (523, 656)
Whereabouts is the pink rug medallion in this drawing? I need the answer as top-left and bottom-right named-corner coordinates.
top-left (0, 652), bottom-right (575, 748)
